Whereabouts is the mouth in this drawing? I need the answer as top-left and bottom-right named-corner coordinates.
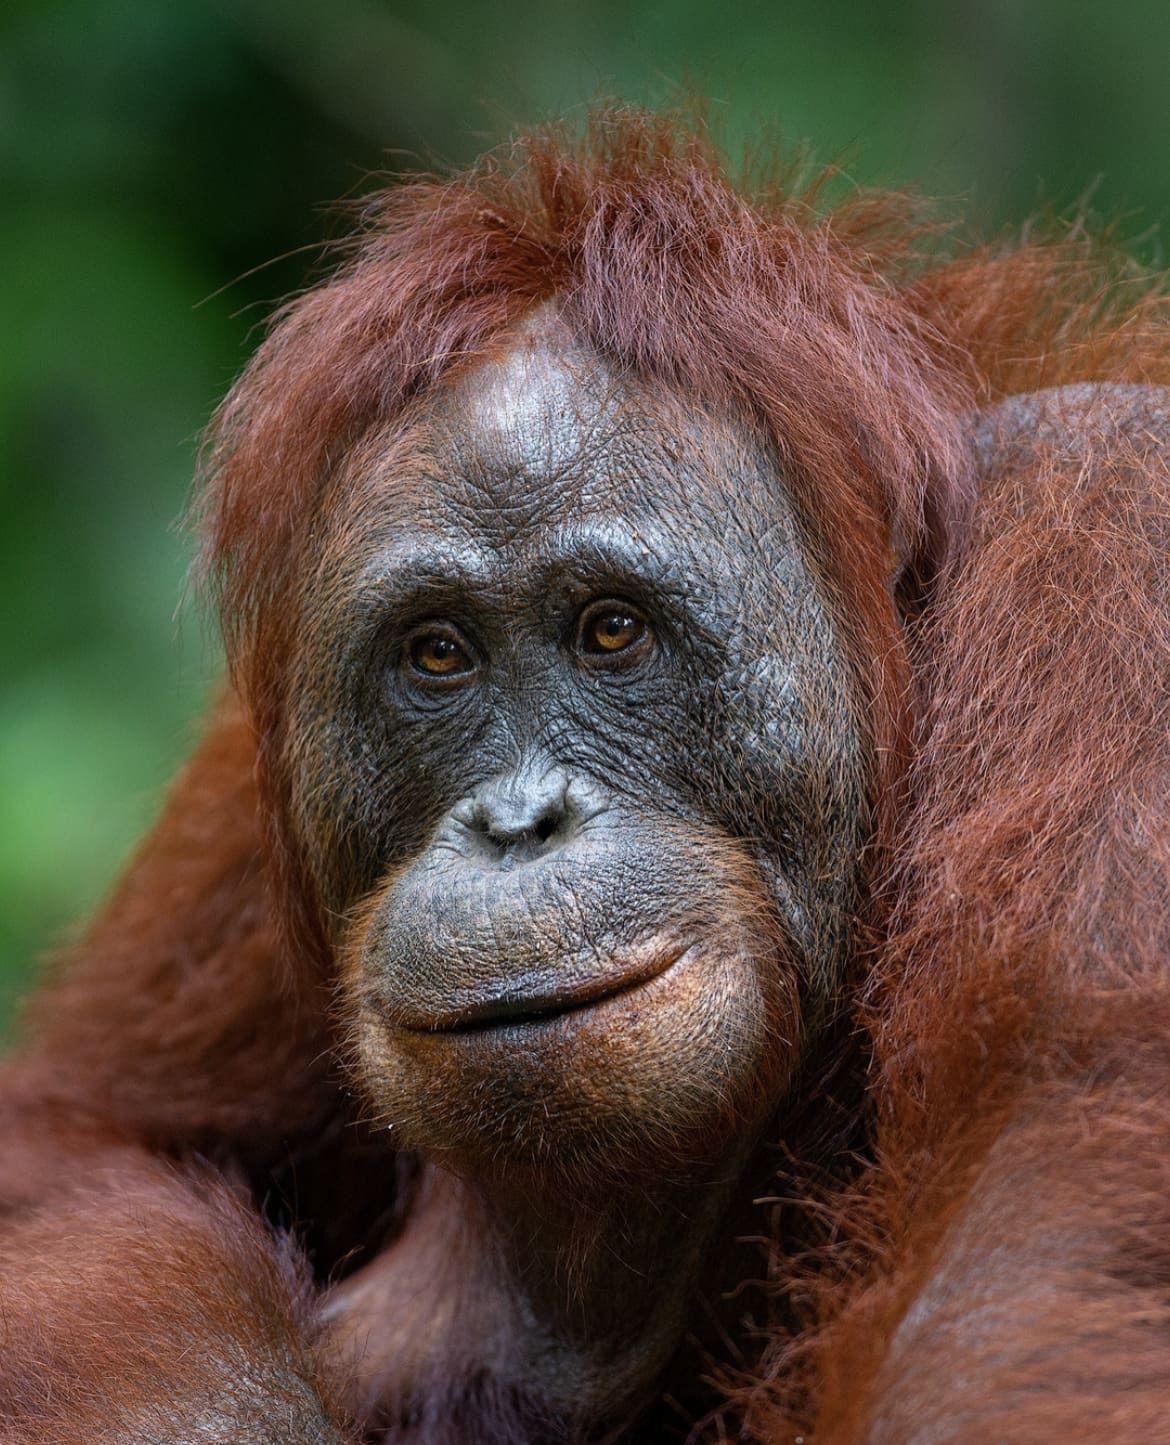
top-left (405, 945), bottom-right (692, 1033)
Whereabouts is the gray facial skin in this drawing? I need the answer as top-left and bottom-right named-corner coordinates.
top-left (290, 313), bottom-right (864, 1433)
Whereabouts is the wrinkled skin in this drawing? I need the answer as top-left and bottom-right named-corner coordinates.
top-left (285, 317), bottom-right (865, 1429)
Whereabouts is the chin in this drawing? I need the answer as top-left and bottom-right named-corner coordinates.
top-left (346, 933), bottom-right (800, 1184)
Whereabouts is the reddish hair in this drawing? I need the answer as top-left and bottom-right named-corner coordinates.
top-left (197, 117), bottom-right (1170, 1433)
top-left (9, 107), bottom-right (1170, 1441)
top-left (196, 110), bottom-right (982, 950)
top-left (198, 112), bottom-right (1170, 956)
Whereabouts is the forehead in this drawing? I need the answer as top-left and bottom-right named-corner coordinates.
top-left (343, 318), bottom-right (798, 555)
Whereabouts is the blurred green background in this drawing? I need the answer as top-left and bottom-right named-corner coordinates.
top-left (3, 0), bottom-right (1169, 1020)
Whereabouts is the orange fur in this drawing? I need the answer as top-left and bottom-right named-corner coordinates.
top-left (4, 109), bottom-right (1170, 1440)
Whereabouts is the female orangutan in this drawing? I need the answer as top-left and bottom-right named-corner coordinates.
top-left (0, 110), bottom-right (1168, 1443)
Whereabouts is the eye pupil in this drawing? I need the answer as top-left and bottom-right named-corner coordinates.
top-left (598, 615), bottom-right (633, 647)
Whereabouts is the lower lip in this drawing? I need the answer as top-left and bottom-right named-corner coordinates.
top-left (407, 946), bottom-right (692, 1034)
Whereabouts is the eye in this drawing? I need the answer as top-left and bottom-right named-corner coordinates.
top-left (575, 601), bottom-right (652, 662)
top-left (404, 626), bottom-right (477, 683)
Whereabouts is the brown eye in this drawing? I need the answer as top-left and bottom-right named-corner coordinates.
top-left (406, 629), bottom-right (475, 680)
top-left (577, 603), bottom-right (650, 659)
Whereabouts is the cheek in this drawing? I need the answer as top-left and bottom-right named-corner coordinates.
top-left (702, 648), bottom-right (865, 990)
top-left (740, 666), bottom-right (861, 852)
top-left (284, 692), bottom-right (436, 921)
top-left (287, 643), bottom-right (513, 920)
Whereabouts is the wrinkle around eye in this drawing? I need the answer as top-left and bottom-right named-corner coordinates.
top-left (333, 543), bottom-right (495, 646)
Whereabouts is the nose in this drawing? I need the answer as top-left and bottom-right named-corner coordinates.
top-left (453, 767), bottom-right (587, 863)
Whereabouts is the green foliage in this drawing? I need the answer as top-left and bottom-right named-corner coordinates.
top-left (1, 0), bottom-right (1167, 1021)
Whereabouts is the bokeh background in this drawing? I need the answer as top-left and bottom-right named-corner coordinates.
top-left (3, 0), bottom-right (1169, 1020)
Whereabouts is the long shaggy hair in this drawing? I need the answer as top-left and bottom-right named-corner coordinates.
top-left (6, 107), bottom-right (1170, 1443)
